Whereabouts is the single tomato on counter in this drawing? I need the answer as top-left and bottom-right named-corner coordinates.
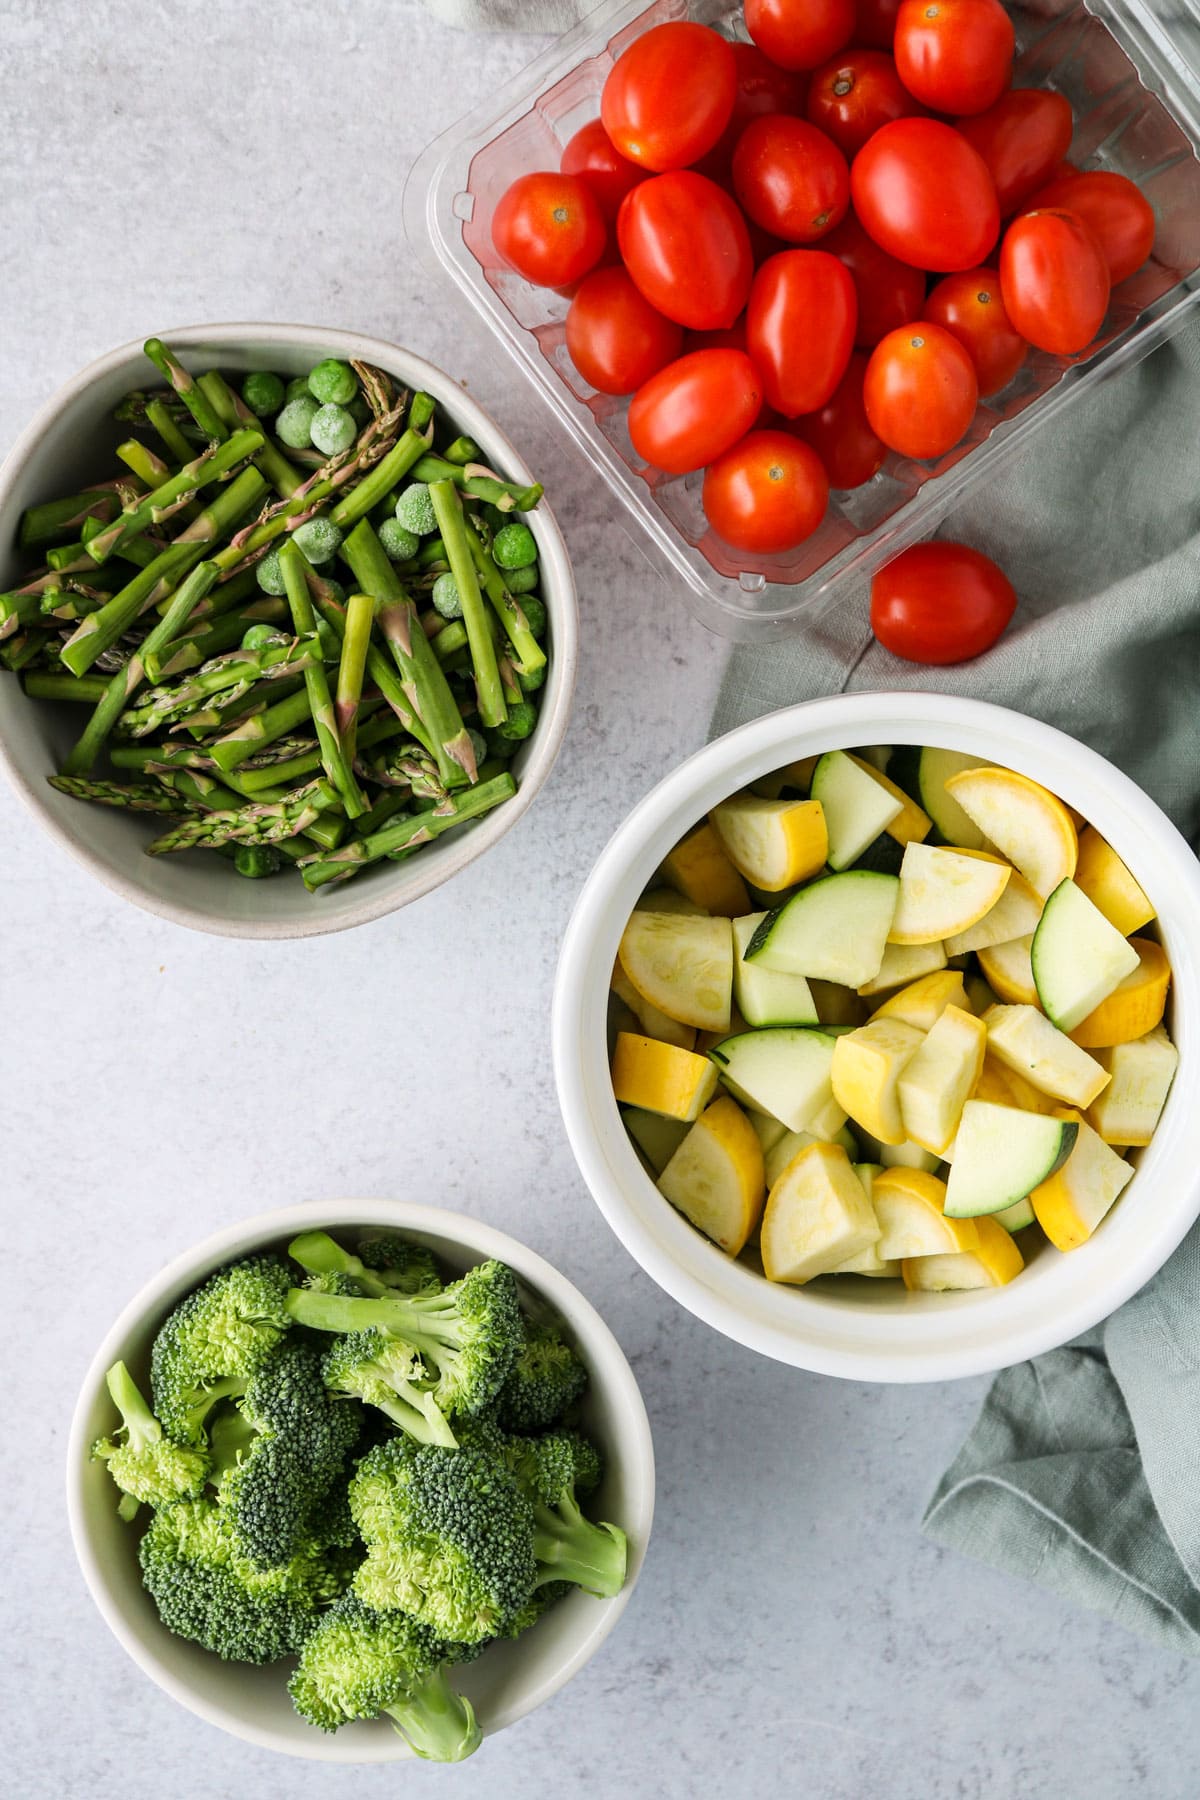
top-left (871, 540), bottom-right (1017, 662)
top-left (618, 172), bottom-right (754, 330)
top-left (747, 249), bottom-right (857, 416)
top-left (923, 266), bottom-right (1027, 395)
top-left (601, 22), bottom-right (736, 171)
top-left (745, 0), bottom-right (856, 71)
top-left (560, 119), bottom-right (646, 221)
top-left (732, 116), bottom-right (850, 243)
top-left (864, 321), bottom-right (978, 458)
top-left (703, 430), bottom-right (829, 553)
top-left (491, 172), bottom-right (607, 288)
top-left (999, 208), bottom-right (1110, 353)
top-left (565, 267), bottom-right (683, 395)
top-left (792, 351), bottom-right (888, 488)
top-left (1026, 170), bottom-right (1156, 285)
top-left (823, 211), bottom-right (926, 347)
top-left (851, 118), bottom-right (1000, 271)
top-left (628, 348), bottom-right (763, 474)
top-left (893, 0), bottom-right (1014, 116)
top-left (956, 89), bottom-right (1074, 215)
top-left (806, 49), bottom-right (922, 159)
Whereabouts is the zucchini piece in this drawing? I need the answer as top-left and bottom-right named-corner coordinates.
top-left (745, 870), bottom-right (899, 988)
top-left (1031, 878), bottom-right (1141, 1032)
top-left (708, 1027), bottom-right (839, 1133)
top-left (943, 1100), bottom-right (1078, 1217)
top-left (810, 750), bottom-right (903, 871)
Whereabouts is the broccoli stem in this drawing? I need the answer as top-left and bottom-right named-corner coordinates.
top-left (532, 1494), bottom-right (627, 1598)
top-left (384, 1670), bottom-right (481, 1763)
top-left (103, 1360), bottom-right (162, 1521)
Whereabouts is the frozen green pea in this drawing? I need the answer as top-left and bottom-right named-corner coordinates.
top-left (378, 518), bottom-right (420, 562)
top-left (310, 403), bottom-right (356, 456)
top-left (307, 358), bottom-right (357, 406)
top-left (321, 578), bottom-right (347, 606)
top-left (276, 395), bottom-right (320, 449)
top-left (497, 699), bottom-right (537, 741)
top-left (292, 517), bottom-right (343, 565)
top-left (506, 562), bottom-right (539, 594)
top-left (517, 594), bottom-right (546, 637)
top-left (242, 371), bottom-right (285, 416)
top-left (484, 726), bottom-right (518, 761)
top-left (395, 483), bottom-right (437, 535)
top-left (431, 572), bottom-right (463, 620)
top-left (518, 662), bottom-right (546, 694)
top-left (241, 622), bottom-right (281, 650)
top-left (492, 522), bottom-right (537, 570)
top-left (284, 376), bottom-right (311, 405)
top-left (256, 549), bottom-right (288, 595)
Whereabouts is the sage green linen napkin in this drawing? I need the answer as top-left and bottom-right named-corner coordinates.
top-left (713, 321), bottom-right (1200, 1653)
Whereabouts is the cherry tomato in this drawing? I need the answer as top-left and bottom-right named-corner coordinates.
top-left (871, 540), bottom-right (1016, 662)
top-left (732, 116), bottom-right (850, 244)
top-left (628, 348), bottom-right (763, 475)
top-left (565, 267), bottom-right (683, 396)
top-left (698, 43), bottom-right (809, 177)
top-left (560, 119), bottom-right (646, 222)
top-left (851, 118), bottom-right (1000, 271)
top-left (923, 266), bottom-right (1027, 395)
top-left (894, 0), bottom-right (1014, 116)
top-left (806, 50), bottom-right (921, 159)
top-left (491, 172), bottom-right (607, 288)
top-left (601, 22), bottom-right (736, 172)
top-left (747, 249), bottom-right (857, 416)
top-left (1026, 170), bottom-right (1155, 286)
top-left (745, 0), bottom-right (856, 71)
top-left (791, 351), bottom-right (887, 487)
top-left (855, 0), bottom-right (903, 49)
top-left (999, 208), bottom-right (1110, 353)
top-left (703, 430), bottom-right (829, 553)
top-left (863, 321), bottom-right (978, 458)
top-left (618, 172), bottom-right (754, 331)
top-left (822, 211), bottom-right (927, 347)
top-left (956, 90), bottom-right (1074, 216)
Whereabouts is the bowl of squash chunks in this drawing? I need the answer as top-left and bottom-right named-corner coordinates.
top-left (553, 694), bottom-right (1199, 1382)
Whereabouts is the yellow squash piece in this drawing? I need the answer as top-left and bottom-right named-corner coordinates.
top-left (902, 1217), bottom-right (1024, 1290)
top-left (611, 961), bottom-right (696, 1051)
top-left (657, 1096), bottom-right (766, 1256)
top-left (857, 938), bottom-right (947, 998)
top-left (972, 1054), bottom-right (1056, 1116)
top-left (898, 1004), bottom-right (988, 1156)
top-left (1088, 1025), bottom-right (1179, 1146)
top-left (1068, 937), bottom-right (1171, 1049)
top-left (984, 1004), bottom-right (1110, 1109)
top-left (612, 1032), bottom-right (718, 1122)
top-left (708, 794), bottom-right (828, 892)
top-left (635, 886), bottom-right (706, 917)
top-left (1030, 1108), bottom-right (1134, 1250)
top-left (1074, 825), bottom-right (1155, 937)
top-left (871, 1167), bottom-right (981, 1260)
top-left (622, 1107), bottom-right (690, 1176)
top-left (943, 767), bottom-right (1078, 899)
top-left (847, 753), bottom-right (932, 846)
top-left (944, 863), bottom-right (1043, 956)
top-left (871, 968), bottom-right (968, 1033)
top-left (831, 1018), bottom-right (925, 1145)
top-left (759, 1142), bottom-right (881, 1284)
top-left (660, 822), bottom-right (751, 919)
top-left (618, 910), bottom-right (734, 1034)
top-left (750, 755), bottom-right (821, 800)
top-left (888, 843), bottom-right (1011, 945)
top-left (977, 933), bottom-right (1039, 1006)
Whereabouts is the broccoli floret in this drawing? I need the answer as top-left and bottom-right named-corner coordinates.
top-left (150, 1257), bottom-right (293, 1445)
top-left (348, 1439), bottom-right (536, 1643)
top-left (92, 1360), bottom-right (210, 1519)
top-left (211, 1339), bottom-right (361, 1569)
top-left (138, 1496), bottom-right (342, 1664)
top-left (289, 1228), bottom-right (441, 1299)
top-left (323, 1329), bottom-right (457, 1447)
top-left (495, 1318), bottom-right (588, 1432)
top-left (287, 1256), bottom-right (522, 1418)
top-left (508, 1431), bottom-right (626, 1599)
top-left (496, 1579), bottom-right (572, 1640)
top-left (356, 1233), bottom-right (443, 1295)
top-left (289, 1592), bottom-right (480, 1761)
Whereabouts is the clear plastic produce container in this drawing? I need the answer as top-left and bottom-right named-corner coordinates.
top-left (407, 0), bottom-right (1200, 640)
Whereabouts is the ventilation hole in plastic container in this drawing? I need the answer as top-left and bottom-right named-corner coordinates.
top-left (739, 570), bottom-right (766, 594)
top-left (453, 192), bottom-right (474, 224)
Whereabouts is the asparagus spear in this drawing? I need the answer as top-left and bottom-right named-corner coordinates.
top-left (278, 539), bottom-right (366, 819)
top-left (428, 480), bottom-right (506, 730)
top-left (145, 776), bottom-right (339, 856)
top-left (18, 490), bottom-right (120, 550)
top-left (114, 741), bottom-right (344, 852)
top-left (86, 429), bottom-right (262, 564)
top-left (308, 582), bottom-right (437, 760)
top-left (144, 598), bottom-right (287, 682)
top-left (207, 685), bottom-right (318, 772)
top-left (299, 772), bottom-right (515, 890)
top-left (146, 398), bottom-right (195, 464)
top-left (143, 337), bottom-right (229, 443)
top-left (49, 776), bottom-right (195, 812)
top-left (237, 708), bottom-right (399, 795)
top-left (335, 592), bottom-right (373, 765)
top-left (197, 369), bottom-right (303, 499)
top-left (23, 672), bottom-right (110, 703)
top-left (464, 515), bottom-right (546, 677)
top-left (412, 452), bottom-right (542, 512)
top-left (119, 635), bottom-right (316, 737)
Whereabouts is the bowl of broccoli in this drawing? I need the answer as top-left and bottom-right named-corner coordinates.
top-left (66, 1200), bottom-right (654, 1762)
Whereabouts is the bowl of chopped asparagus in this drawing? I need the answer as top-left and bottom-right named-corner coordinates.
top-left (67, 1199), bottom-right (654, 1761)
top-left (0, 325), bottom-right (576, 936)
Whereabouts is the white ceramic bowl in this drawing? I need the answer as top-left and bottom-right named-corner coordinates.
top-left (0, 325), bottom-right (578, 938)
top-left (66, 1200), bottom-right (653, 1762)
top-left (554, 693), bottom-right (1200, 1383)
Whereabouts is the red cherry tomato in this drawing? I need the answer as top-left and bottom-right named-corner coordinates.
top-left (565, 267), bottom-right (683, 396)
top-left (699, 43), bottom-right (809, 177)
top-left (732, 116), bottom-right (850, 243)
top-left (851, 118), bottom-right (1000, 271)
top-left (863, 321), bottom-right (978, 458)
top-left (871, 540), bottom-right (1016, 662)
top-left (956, 90), bottom-right (1074, 216)
top-left (491, 172), bottom-right (607, 288)
top-left (1000, 208), bottom-right (1111, 354)
top-left (618, 172), bottom-right (754, 331)
top-left (791, 351), bottom-right (887, 488)
top-left (923, 266), bottom-right (1027, 395)
top-left (893, 0), bottom-right (1014, 116)
top-left (822, 211), bottom-right (927, 348)
top-left (601, 22), bottom-right (736, 172)
top-left (1026, 171), bottom-right (1155, 286)
top-left (806, 50), bottom-right (922, 159)
top-left (560, 119), bottom-right (646, 222)
top-left (745, 0), bottom-right (856, 71)
top-left (747, 250), bottom-right (858, 416)
top-left (628, 348), bottom-right (763, 474)
top-left (855, 0), bottom-right (903, 49)
top-left (703, 430), bottom-right (829, 554)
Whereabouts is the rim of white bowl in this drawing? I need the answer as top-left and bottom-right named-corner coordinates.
top-left (553, 692), bottom-right (1200, 1383)
top-left (0, 324), bottom-right (578, 940)
top-left (65, 1199), bottom-right (654, 1761)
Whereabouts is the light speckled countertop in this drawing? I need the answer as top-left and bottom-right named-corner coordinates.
top-left (3, 4), bottom-right (1197, 1795)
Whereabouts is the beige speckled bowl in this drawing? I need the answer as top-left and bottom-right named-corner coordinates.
top-left (0, 325), bottom-right (577, 937)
